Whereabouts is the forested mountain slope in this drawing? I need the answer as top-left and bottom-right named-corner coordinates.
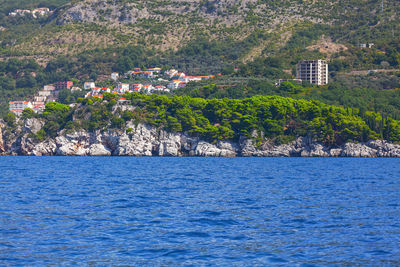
top-left (0, 0), bottom-right (399, 119)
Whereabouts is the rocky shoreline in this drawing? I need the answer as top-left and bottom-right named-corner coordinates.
top-left (1, 118), bottom-right (400, 157)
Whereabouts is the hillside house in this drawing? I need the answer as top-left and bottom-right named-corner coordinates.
top-left (172, 72), bottom-right (186, 79)
top-left (32, 8), bottom-right (50, 18)
top-left (43, 85), bottom-right (56, 91)
top-left (116, 83), bottom-right (130, 93)
top-left (165, 69), bottom-right (178, 78)
top-left (90, 88), bottom-right (101, 96)
top-left (9, 101), bottom-right (33, 115)
top-left (38, 90), bottom-right (51, 97)
top-left (148, 68), bottom-right (161, 73)
top-left (138, 71), bottom-right (155, 79)
top-left (180, 76), bottom-right (205, 83)
top-left (111, 72), bottom-right (119, 81)
top-left (142, 84), bottom-right (153, 93)
top-left (358, 43), bottom-right (374, 49)
top-left (33, 104), bottom-right (45, 113)
top-left (84, 82), bottom-right (96, 90)
top-left (154, 85), bottom-right (169, 93)
top-left (130, 84), bottom-right (143, 92)
top-left (55, 81), bottom-right (73, 90)
top-left (168, 80), bottom-right (186, 89)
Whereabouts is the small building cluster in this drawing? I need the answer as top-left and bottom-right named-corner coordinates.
top-left (79, 67), bottom-right (214, 100)
top-left (8, 8), bottom-right (51, 18)
top-left (9, 81), bottom-right (77, 115)
top-left (84, 82), bottom-right (170, 99)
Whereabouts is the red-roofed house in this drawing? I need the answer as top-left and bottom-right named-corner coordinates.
top-left (9, 101), bottom-right (33, 115)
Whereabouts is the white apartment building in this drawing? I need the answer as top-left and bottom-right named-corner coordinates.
top-left (9, 101), bottom-right (33, 115)
top-left (84, 82), bottom-right (96, 90)
top-left (296, 60), bottom-right (328, 86)
top-left (116, 83), bottom-right (130, 93)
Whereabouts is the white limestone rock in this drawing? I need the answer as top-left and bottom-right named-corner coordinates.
top-left (301, 144), bottom-right (329, 157)
top-left (341, 143), bottom-right (377, 157)
top-left (23, 118), bottom-right (44, 134)
top-left (88, 143), bottom-right (112, 156)
top-left (31, 140), bottom-right (57, 156)
top-left (366, 140), bottom-right (400, 157)
top-left (158, 131), bottom-right (181, 156)
top-left (329, 148), bottom-right (342, 157)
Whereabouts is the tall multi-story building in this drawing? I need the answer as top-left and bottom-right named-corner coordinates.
top-left (296, 60), bottom-right (328, 86)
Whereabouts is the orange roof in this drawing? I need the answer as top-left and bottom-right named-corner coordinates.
top-left (9, 101), bottom-right (29, 103)
top-left (10, 108), bottom-right (24, 111)
top-left (93, 94), bottom-right (103, 98)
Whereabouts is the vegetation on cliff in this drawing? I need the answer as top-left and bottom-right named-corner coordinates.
top-left (25, 94), bottom-right (400, 146)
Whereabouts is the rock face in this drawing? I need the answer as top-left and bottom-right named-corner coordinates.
top-left (2, 119), bottom-right (400, 157)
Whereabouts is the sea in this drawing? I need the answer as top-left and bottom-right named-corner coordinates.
top-left (0, 157), bottom-right (399, 266)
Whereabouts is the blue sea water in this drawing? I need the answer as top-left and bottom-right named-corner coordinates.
top-left (0, 157), bottom-right (399, 266)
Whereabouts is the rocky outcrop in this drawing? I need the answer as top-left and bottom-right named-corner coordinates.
top-left (194, 141), bottom-right (238, 157)
top-left (0, 124), bottom-right (5, 153)
top-left (2, 119), bottom-right (400, 157)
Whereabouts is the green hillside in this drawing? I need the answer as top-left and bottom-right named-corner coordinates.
top-left (0, 0), bottom-right (399, 122)
top-left (18, 94), bottom-right (400, 146)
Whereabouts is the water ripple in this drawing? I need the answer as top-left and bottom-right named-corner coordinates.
top-left (0, 157), bottom-right (399, 265)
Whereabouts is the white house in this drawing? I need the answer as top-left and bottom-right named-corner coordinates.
top-left (43, 85), bottom-right (56, 91)
top-left (33, 104), bottom-right (45, 113)
top-left (142, 85), bottom-right (154, 93)
top-left (100, 88), bottom-right (111, 93)
top-left (148, 68), bottom-right (161, 73)
top-left (116, 83), bottom-right (130, 93)
top-left (9, 101), bottom-right (33, 115)
top-left (165, 69), bottom-right (178, 78)
top-left (90, 88), bottom-right (101, 96)
top-left (172, 72), bottom-right (186, 79)
top-left (84, 82), bottom-right (96, 90)
top-left (167, 80), bottom-right (186, 89)
top-left (130, 83), bottom-right (143, 92)
top-left (111, 72), bottom-right (119, 81)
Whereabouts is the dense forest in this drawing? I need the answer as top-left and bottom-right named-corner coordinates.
top-left (10, 94), bottom-right (399, 147)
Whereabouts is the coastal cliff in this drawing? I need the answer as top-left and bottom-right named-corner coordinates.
top-left (1, 118), bottom-right (400, 157)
